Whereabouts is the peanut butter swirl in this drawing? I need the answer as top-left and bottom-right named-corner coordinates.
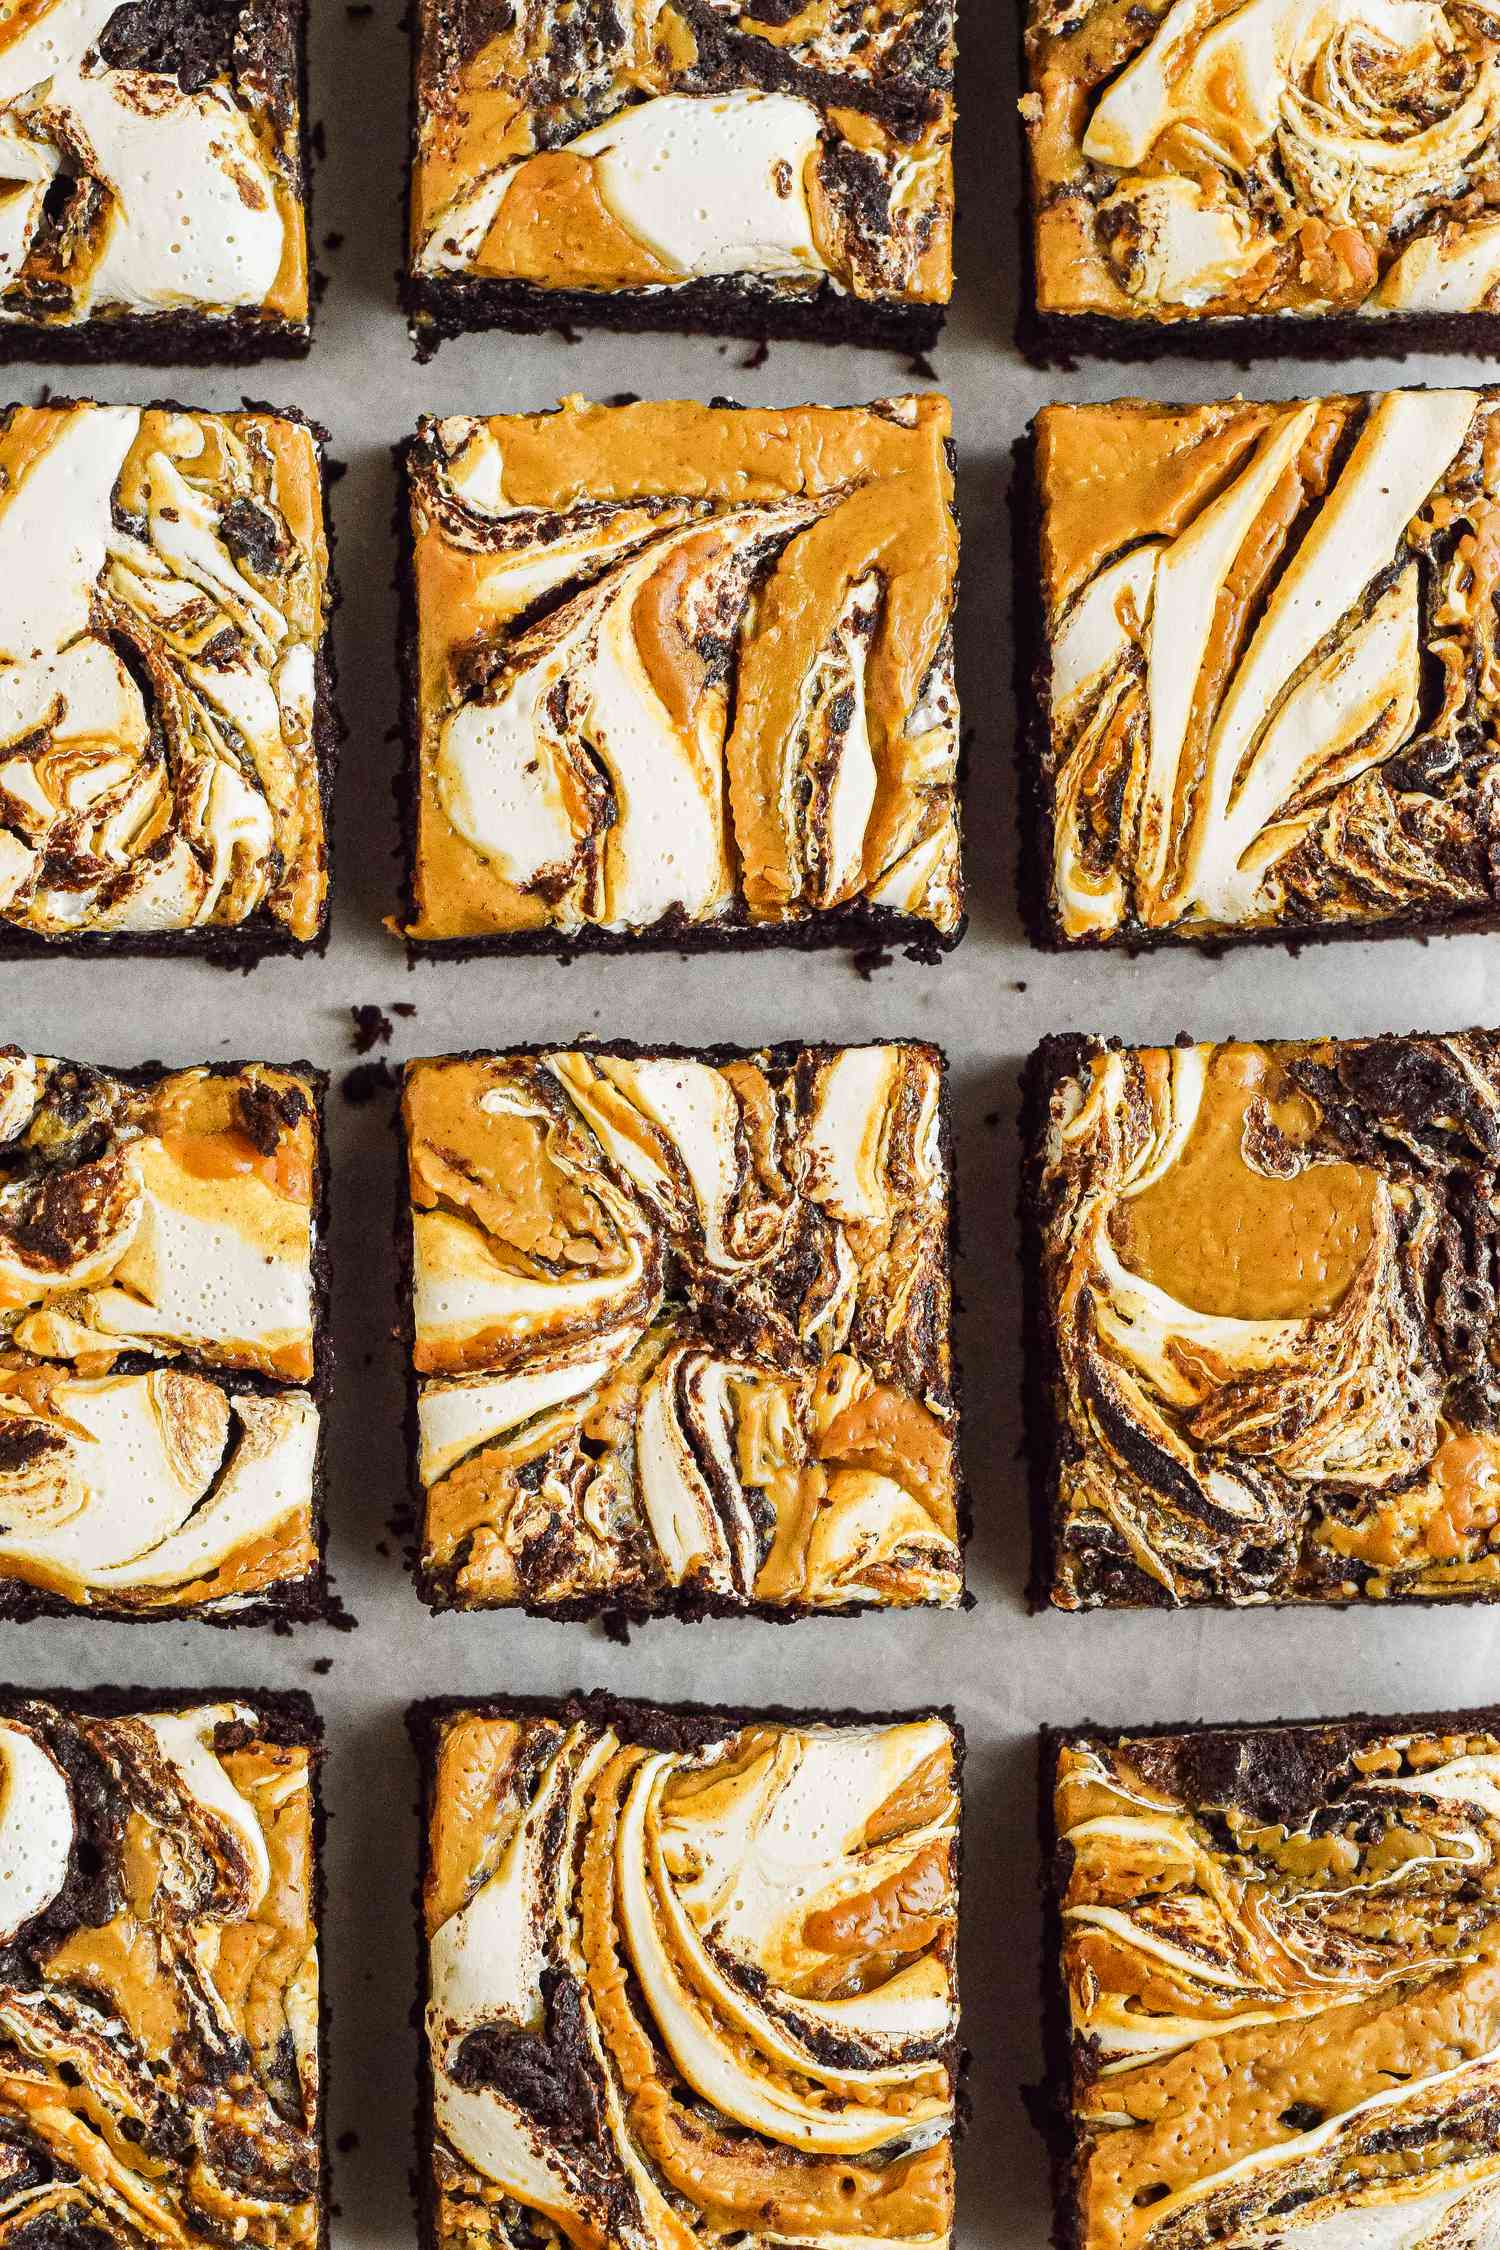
top-left (0, 1695), bottom-right (321, 2249)
top-left (1024, 0), bottom-right (1500, 324)
top-left (1036, 389), bottom-right (1500, 944)
top-left (1034, 1031), bottom-right (1500, 1608)
top-left (422, 1700), bottom-right (960, 2250)
top-left (405, 1042), bottom-right (961, 1614)
top-left (0, 403), bottom-right (329, 946)
top-left (402, 396), bottom-right (961, 943)
top-left (0, 1046), bottom-right (321, 1616)
top-left (410, 0), bottom-right (953, 307)
top-left (0, 0), bottom-right (306, 330)
top-left (1055, 1718), bottom-right (1500, 2249)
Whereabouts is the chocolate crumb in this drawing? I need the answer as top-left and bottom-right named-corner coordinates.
top-left (740, 339), bottom-right (770, 369)
top-left (349, 1004), bottom-right (393, 1054)
top-left (852, 944), bottom-right (893, 980)
top-left (907, 350), bottom-right (938, 379)
top-left (311, 1657), bottom-right (333, 1676)
top-left (336, 2130), bottom-right (359, 2152)
top-left (392, 1002), bottom-right (417, 1018)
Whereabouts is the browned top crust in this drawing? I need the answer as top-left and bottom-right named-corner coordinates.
top-left (402, 395), bottom-right (961, 944)
top-left (410, 0), bottom-right (953, 307)
top-left (1032, 387), bottom-right (1500, 945)
top-left (1023, 0), bottom-right (1500, 326)
top-left (1033, 1029), bottom-right (1500, 1607)
top-left (1054, 1714), bottom-right (1500, 2248)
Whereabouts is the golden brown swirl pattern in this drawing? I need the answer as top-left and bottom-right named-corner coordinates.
top-left (1034, 389), bottom-right (1500, 944)
top-left (405, 1043), bottom-right (961, 1615)
top-left (1024, 0), bottom-right (1500, 323)
top-left (408, 0), bottom-right (953, 311)
top-left (1053, 1717), bottom-right (1500, 2249)
top-left (0, 1693), bottom-right (321, 2249)
top-left (400, 396), bottom-right (961, 945)
top-left (0, 1046), bottom-right (322, 1617)
top-left (421, 1698), bottom-right (961, 2250)
top-left (1031, 1030), bottom-right (1500, 1608)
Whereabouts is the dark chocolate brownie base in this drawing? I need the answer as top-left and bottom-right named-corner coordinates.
top-left (393, 431), bottom-right (964, 963)
top-left (404, 272), bottom-right (944, 359)
top-left (0, 311), bottom-right (308, 364)
top-left (410, 1689), bottom-right (965, 2250)
top-left (402, 1039), bottom-right (969, 1626)
top-left (1037, 1705), bottom-right (1500, 2250)
top-left (1018, 305), bottom-right (1500, 370)
top-left (1008, 426), bottom-right (1500, 959)
top-left (0, 1055), bottom-right (336, 1629)
top-left (1020, 1028), bottom-right (1500, 1613)
top-left (0, 398), bottom-right (338, 966)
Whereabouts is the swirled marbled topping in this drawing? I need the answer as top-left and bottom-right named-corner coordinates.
top-left (1033, 1031), bottom-right (1500, 1608)
top-left (0, 402), bottom-right (328, 946)
top-left (0, 0), bottom-right (305, 332)
top-left (409, 0), bottom-right (952, 308)
top-left (0, 1694), bottom-right (321, 2248)
top-left (402, 395), bottom-right (961, 943)
top-left (405, 1042), bottom-right (961, 1613)
top-left (423, 1700), bottom-right (960, 2250)
top-left (0, 1047), bottom-right (321, 1615)
top-left (1024, 0), bottom-right (1500, 322)
top-left (1054, 1719), bottom-right (1500, 2249)
top-left (1035, 388), bottom-right (1500, 944)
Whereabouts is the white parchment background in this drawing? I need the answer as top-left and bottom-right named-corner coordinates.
top-left (7, 2), bottom-right (1500, 2243)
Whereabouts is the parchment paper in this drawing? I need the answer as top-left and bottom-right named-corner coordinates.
top-left (9, 4), bottom-right (1499, 2242)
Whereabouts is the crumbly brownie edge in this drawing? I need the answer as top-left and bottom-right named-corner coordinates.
top-left (393, 431), bottom-right (965, 964)
top-left (404, 1039), bottom-right (967, 1623)
top-left (0, 1054), bottom-right (335, 1627)
top-left (1010, 419), bottom-right (1500, 958)
top-left (1018, 305), bottom-right (1500, 370)
top-left (408, 1687), bottom-right (965, 2248)
top-left (403, 273), bottom-right (944, 359)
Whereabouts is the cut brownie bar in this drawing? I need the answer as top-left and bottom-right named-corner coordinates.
top-left (0, 1690), bottom-right (325, 2245)
top-left (0, 1047), bottom-right (328, 1621)
top-left (1021, 0), bottom-right (1500, 358)
top-left (1045, 1711), bottom-right (1500, 2250)
top-left (403, 1042), bottom-right (963, 1617)
top-left (414, 1691), bottom-right (963, 2250)
top-left (0, 0), bottom-right (309, 359)
top-left (398, 397), bottom-right (962, 955)
top-left (405, 0), bottom-right (954, 354)
top-left (0, 400), bottom-right (334, 956)
top-left (1026, 1029), bottom-right (1500, 1609)
top-left (1021, 389), bottom-right (1500, 950)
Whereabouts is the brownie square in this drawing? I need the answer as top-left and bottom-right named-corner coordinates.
top-left (1026, 1028), bottom-right (1500, 1609)
top-left (1019, 388), bottom-right (1500, 951)
top-left (0, 399), bottom-right (335, 957)
top-left (0, 0), bottom-right (309, 360)
top-left (414, 1690), bottom-right (963, 2250)
top-left (404, 1), bottom-right (954, 354)
top-left (402, 1040), bottom-right (964, 1618)
top-left (397, 396), bottom-right (963, 955)
top-left (1044, 1709), bottom-right (1500, 2250)
top-left (0, 1047), bottom-right (330, 1621)
top-left (1021, 0), bottom-right (1500, 360)
top-left (0, 1688), bottom-right (325, 2245)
